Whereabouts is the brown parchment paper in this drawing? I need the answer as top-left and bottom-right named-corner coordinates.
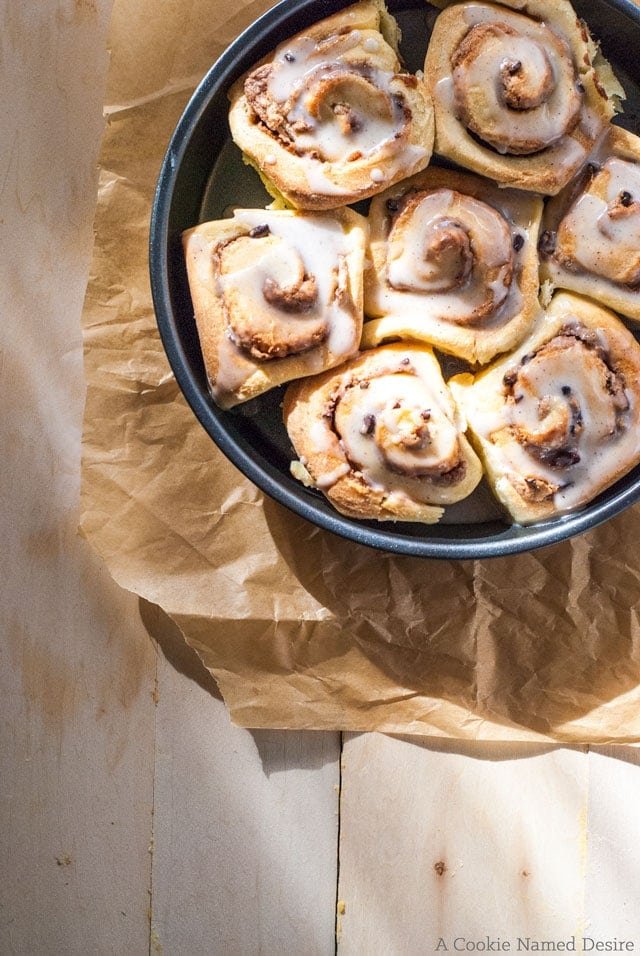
top-left (81, 0), bottom-right (640, 743)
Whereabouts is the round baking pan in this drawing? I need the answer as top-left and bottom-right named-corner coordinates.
top-left (149, 0), bottom-right (640, 559)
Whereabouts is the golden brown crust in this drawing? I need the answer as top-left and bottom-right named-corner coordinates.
top-left (424, 0), bottom-right (619, 195)
top-left (284, 343), bottom-right (483, 523)
top-left (182, 207), bottom-right (367, 408)
top-left (228, 0), bottom-right (434, 211)
top-left (362, 165), bottom-right (543, 364)
top-left (450, 292), bottom-right (640, 525)
top-left (540, 125), bottom-right (640, 322)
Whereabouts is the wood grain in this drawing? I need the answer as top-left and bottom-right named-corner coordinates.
top-left (0, 1), bottom-right (342, 950)
top-left (338, 737), bottom-right (640, 951)
top-left (0, 3), bottom-right (159, 951)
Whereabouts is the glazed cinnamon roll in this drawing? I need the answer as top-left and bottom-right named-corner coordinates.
top-left (284, 343), bottom-right (483, 523)
top-left (182, 207), bottom-right (367, 408)
top-left (424, 0), bottom-right (622, 195)
top-left (540, 126), bottom-right (640, 322)
top-left (449, 292), bottom-right (640, 525)
top-left (228, 0), bottom-right (434, 211)
top-left (362, 166), bottom-right (543, 364)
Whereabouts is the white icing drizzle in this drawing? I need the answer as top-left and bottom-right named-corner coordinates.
top-left (315, 353), bottom-right (470, 504)
top-left (309, 418), bottom-right (338, 454)
top-left (387, 189), bottom-right (513, 323)
top-left (316, 462), bottom-right (351, 489)
top-left (467, 322), bottom-right (639, 513)
top-left (268, 33), bottom-right (405, 162)
top-left (559, 158), bottom-right (640, 283)
top-left (336, 373), bottom-right (458, 489)
top-left (434, 74), bottom-right (589, 172)
top-left (297, 162), bottom-right (352, 197)
top-left (263, 29), bottom-right (428, 192)
top-left (227, 211), bottom-right (358, 359)
top-left (436, 3), bottom-right (601, 165)
top-left (269, 35), bottom-right (328, 102)
top-left (375, 187), bottom-right (526, 330)
top-left (220, 233), bottom-right (326, 351)
top-left (196, 210), bottom-right (362, 402)
top-left (434, 3), bottom-right (606, 175)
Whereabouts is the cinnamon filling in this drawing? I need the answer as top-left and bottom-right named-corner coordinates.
top-left (501, 323), bottom-right (629, 499)
top-left (244, 47), bottom-right (409, 165)
top-left (385, 188), bottom-right (515, 324)
top-left (217, 233), bottom-right (328, 360)
top-left (262, 274), bottom-right (318, 312)
top-left (451, 19), bottom-right (582, 156)
top-left (331, 366), bottom-right (464, 483)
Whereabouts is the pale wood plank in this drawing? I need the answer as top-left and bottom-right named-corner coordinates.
top-left (0, 1), bottom-right (158, 953)
top-left (337, 735), bottom-right (590, 954)
top-left (584, 746), bottom-right (640, 941)
top-left (1, 559), bottom-right (158, 955)
top-left (147, 606), bottom-right (341, 956)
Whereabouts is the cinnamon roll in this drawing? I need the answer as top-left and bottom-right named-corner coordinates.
top-left (540, 126), bottom-right (640, 322)
top-left (449, 292), bottom-right (640, 525)
top-left (362, 166), bottom-right (543, 364)
top-left (284, 343), bottom-right (483, 523)
top-left (424, 0), bottom-right (622, 195)
top-left (182, 207), bottom-right (367, 408)
top-left (228, 0), bottom-right (434, 211)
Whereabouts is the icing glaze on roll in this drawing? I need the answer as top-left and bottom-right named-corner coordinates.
top-left (424, 0), bottom-right (620, 195)
top-left (496, 324), bottom-right (629, 508)
top-left (228, 0), bottom-right (434, 210)
top-left (540, 128), bottom-right (640, 321)
top-left (451, 8), bottom-right (582, 156)
top-left (333, 364), bottom-right (464, 491)
top-left (386, 188), bottom-right (515, 324)
top-left (217, 232), bottom-right (325, 360)
top-left (217, 211), bottom-right (358, 362)
top-left (182, 208), bottom-right (367, 408)
top-left (261, 33), bottom-right (407, 165)
top-left (450, 292), bottom-right (640, 524)
top-left (557, 159), bottom-right (640, 285)
top-left (283, 344), bottom-right (483, 523)
top-left (363, 166), bottom-right (543, 364)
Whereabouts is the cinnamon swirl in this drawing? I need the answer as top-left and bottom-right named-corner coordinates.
top-left (182, 207), bottom-right (367, 408)
top-left (424, 0), bottom-right (622, 195)
top-left (362, 166), bottom-right (543, 364)
top-left (449, 292), bottom-right (640, 525)
top-left (284, 343), bottom-right (483, 523)
top-left (228, 0), bottom-right (434, 210)
top-left (540, 126), bottom-right (640, 322)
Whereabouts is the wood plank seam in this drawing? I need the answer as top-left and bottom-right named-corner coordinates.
top-left (335, 732), bottom-right (345, 954)
top-left (148, 651), bottom-right (160, 956)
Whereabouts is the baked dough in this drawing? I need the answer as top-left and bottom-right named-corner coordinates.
top-left (284, 343), bottom-right (482, 523)
top-left (424, 0), bottom-right (622, 195)
top-left (182, 207), bottom-right (367, 408)
top-left (228, 0), bottom-right (434, 210)
top-left (540, 125), bottom-right (640, 322)
top-left (450, 292), bottom-right (640, 524)
top-left (362, 165), bottom-right (543, 364)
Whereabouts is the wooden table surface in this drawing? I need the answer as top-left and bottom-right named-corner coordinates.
top-left (3, 2), bottom-right (640, 953)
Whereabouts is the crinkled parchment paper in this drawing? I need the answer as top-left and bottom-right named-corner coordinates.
top-left (80, 0), bottom-right (640, 742)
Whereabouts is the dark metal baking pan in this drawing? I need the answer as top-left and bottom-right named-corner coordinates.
top-left (149, 0), bottom-right (640, 559)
